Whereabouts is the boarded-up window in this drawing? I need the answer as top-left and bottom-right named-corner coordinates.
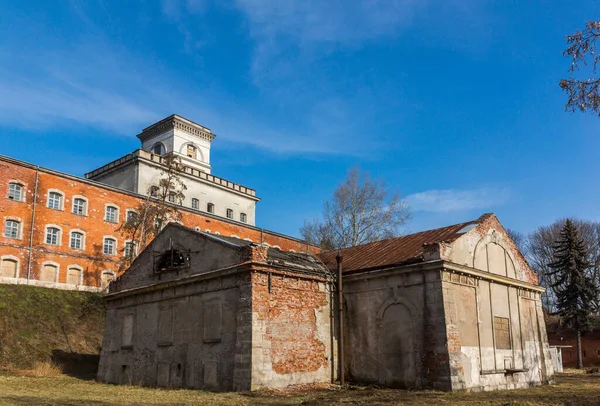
top-left (203, 300), bottom-right (222, 343)
top-left (41, 264), bottom-right (58, 282)
top-left (494, 316), bottom-right (511, 349)
top-left (158, 307), bottom-right (174, 346)
top-left (66, 268), bottom-right (81, 285)
top-left (101, 271), bottom-right (115, 290)
top-left (0, 259), bottom-right (18, 278)
top-left (122, 314), bottom-right (134, 348)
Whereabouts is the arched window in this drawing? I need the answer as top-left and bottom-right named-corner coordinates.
top-left (152, 143), bottom-right (166, 155)
top-left (126, 210), bottom-right (138, 223)
top-left (45, 227), bottom-right (61, 245)
top-left (66, 266), bottom-right (82, 285)
top-left (207, 203), bottom-right (214, 214)
top-left (0, 257), bottom-right (18, 278)
top-left (191, 198), bottom-right (199, 210)
top-left (240, 213), bottom-right (247, 223)
top-left (103, 237), bottom-right (116, 255)
top-left (40, 263), bottom-right (58, 282)
top-left (70, 231), bottom-right (84, 250)
top-left (105, 205), bottom-right (119, 223)
top-left (47, 191), bottom-right (63, 210)
top-left (186, 144), bottom-right (197, 159)
top-left (4, 220), bottom-right (21, 239)
top-left (226, 208), bottom-right (233, 219)
top-left (101, 271), bottom-right (116, 290)
top-left (72, 197), bottom-right (87, 216)
top-left (7, 183), bottom-right (24, 201)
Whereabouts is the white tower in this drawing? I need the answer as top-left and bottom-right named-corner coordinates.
top-left (137, 114), bottom-right (215, 174)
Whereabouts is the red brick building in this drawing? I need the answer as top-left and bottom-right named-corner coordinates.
top-left (547, 319), bottom-right (600, 368)
top-left (0, 154), bottom-right (314, 292)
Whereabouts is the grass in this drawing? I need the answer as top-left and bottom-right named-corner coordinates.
top-left (0, 372), bottom-right (599, 406)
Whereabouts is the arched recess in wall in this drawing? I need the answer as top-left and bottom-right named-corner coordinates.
top-left (472, 233), bottom-right (521, 280)
top-left (376, 296), bottom-right (421, 388)
top-left (179, 142), bottom-right (204, 162)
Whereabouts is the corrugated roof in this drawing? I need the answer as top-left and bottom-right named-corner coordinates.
top-left (319, 214), bottom-right (492, 273)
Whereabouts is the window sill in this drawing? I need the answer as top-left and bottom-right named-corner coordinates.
top-left (6, 198), bottom-right (25, 203)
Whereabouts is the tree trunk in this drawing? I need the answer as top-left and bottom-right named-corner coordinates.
top-left (576, 329), bottom-right (583, 369)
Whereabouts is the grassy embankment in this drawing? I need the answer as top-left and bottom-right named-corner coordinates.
top-left (0, 284), bottom-right (105, 376)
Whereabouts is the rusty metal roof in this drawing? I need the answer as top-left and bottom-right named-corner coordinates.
top-left (319, 214), bottom-right (493, 273)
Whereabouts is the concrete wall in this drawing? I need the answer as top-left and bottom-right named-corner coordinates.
top-left (97, 271), bottom-right (249, 391)
top-left (343, 268), bottom-right (451, 390)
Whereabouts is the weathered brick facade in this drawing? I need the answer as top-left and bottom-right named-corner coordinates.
top-left (0, 155), bottom-right (316, 291)
top-left (548, 330), bottom-right (600, 368)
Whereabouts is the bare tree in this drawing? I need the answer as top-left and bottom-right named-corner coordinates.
top-left (119, 155), bottom-right (187, 263)
top-left (301, 166), bottom-right (410, 250)
top-left (507, 228), bottom-right (527, 254)
top-left (526, 218), bottom-right (600, 314)
top-left (560, 21), bottom-right (600, 117)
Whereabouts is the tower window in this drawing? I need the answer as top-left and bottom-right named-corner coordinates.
top-left (226, 209), bottom-right (233, 219)
top-left (103, 238), bottom-right (116, 255)
top-left (152, 143), bottom-right (165, 155)
top-left (207, 203), bottom-right (214, 214)
top-left (47, 192), bottom-right (63, 210)
top-left (240, 213), bottom-right (247, 223)
top-left (45, 227), bottom-right (61, 245)
top-left (191, 198), bottom-right (199, 210)
top-left (5, 220), bottom-right (21, 239)
top-left (186, 144), bottom-right (197, 159)
top-left (7, 183), bottom-right (24, 201)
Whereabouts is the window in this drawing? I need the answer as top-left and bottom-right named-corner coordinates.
top-left (126, 210), bottom-right (138, 223)
top-left (124, 241), bottom-right (136, 258)
top-left (40, 263), bottom-right (58, 282)
top-left (168, 193), bottom-right (176, 203)
top-left (45, 227), bottom-right (60, 245)
top-left (101, 271), bottom-right (116, 290)
top-left (8, 183), bottom-right (24, 201)
top-left (72, 198), bottom-right (87, 215)
top-left (240, 213), bottom-right (247, 223)
top-left (103, 238), bottom-right (116, 255)
top-left (70, 231), bottom-right (84, 250)
top-left (226, 208), bottom-right (233, 219)
top-left (47, 192), bottom-right (63, 210)
top-left (191, 198), bottom-right (199, 210)
top-left (150, 186), bottom-right (159, 198)
top-left (105, 206), bottom-right (118, 223)
top-left (186, 144), bottom-right (197, 158)
top-left (5, 220), bottom-right (20, 239)
top-left (0, 258), bottom-right (18, 278)
top-left (66, 267), bottom-right (82, 285)
top-left (493, 316), bottom-right (511, 350)
top-left (207, 203), bottom-right (214, 214)
top-left (152, 143), bottom-right (165, 155)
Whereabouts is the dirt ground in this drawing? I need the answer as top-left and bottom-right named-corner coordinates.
top-left (0, 371), bottom-right (599, 406)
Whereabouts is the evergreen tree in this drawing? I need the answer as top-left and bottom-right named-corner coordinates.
top-left (548, 219), bottom-right (599, 369)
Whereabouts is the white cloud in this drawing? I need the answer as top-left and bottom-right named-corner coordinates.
top-left (405, 188), bottom-right (511, 213)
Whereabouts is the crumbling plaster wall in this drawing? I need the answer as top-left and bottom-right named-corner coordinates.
top-left (249, 270), bottom-right (334, 389)
top-left (343, 268), bottom-right (451, 390)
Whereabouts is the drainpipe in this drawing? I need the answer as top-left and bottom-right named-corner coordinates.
top-left (336, 253), bottom-right (345, 385)
top-left (26, 166), bottom-right (40, 283)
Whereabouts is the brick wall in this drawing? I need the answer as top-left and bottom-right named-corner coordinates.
top-left (0, 157), bottom-right (316, 290)
top-left (250, 269), bottom-right (333, 388)
top-left (548, 331), bottom-right (600, 368)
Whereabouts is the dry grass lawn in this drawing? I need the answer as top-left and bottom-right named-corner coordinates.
top-left (0, 371), bottom-right (599, 406)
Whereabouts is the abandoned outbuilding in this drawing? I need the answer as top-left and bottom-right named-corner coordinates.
top-left (97, 213), bottom-right (554, 391)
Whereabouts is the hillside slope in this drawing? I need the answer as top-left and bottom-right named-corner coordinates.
top-left (0, 284), bottom-right (106, 370)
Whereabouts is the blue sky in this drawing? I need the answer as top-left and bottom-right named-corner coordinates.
top-left (1, 0), bottom-right (599, 238)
